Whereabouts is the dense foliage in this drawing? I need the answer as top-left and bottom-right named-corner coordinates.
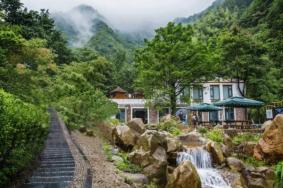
top-left (0, 90), bottom-right (48, 187)
top-left (53, 5), bottom-right (140, 91)
top-left (0, 0), bottom-right (119, 185)
top-left (275, 161), bottom-right (283, 188)
top-left (135, 22), bottom-right (213, 113)
top-left (180, 0), bottom-right (283, 103)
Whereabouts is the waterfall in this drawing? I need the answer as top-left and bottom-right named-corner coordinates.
top-left (177, 147), bottom-right (231, 188)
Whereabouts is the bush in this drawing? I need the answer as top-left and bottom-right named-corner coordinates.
top-left (275, 161), bottom-right (283, 188)
top-left (206, 129), bottom-right (224, 143)
top-left (116, 152), bottom-right (142, 173)
top-left (157, 118), bottom-right (182, 136)
top-left (197, 127), bottom-right (208, 135)
top-left (109, 119), bottom-right (120, 127)
top-left (232, 133), bottom-right (260, 145)
top-left (0, 90), bottom-right (48, 187)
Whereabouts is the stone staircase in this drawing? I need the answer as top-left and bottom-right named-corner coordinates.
top-left (22, 111), bottom-right (75, 188)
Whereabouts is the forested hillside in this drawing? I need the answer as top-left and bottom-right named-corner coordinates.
top-left (0, 1), bottom-right (118, 185)
top-left (53, 5), bottom-right (140, 91)
top-left (177, 0), bottom-right (283, 103)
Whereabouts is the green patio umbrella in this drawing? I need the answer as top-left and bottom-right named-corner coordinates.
top-left (188, 103), bottom-right (222, 112)
top-left (214, 97), bottom-right (264, 107)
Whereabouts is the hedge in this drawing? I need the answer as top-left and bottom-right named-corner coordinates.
top-left (0, 89), bottom-right (49, 186)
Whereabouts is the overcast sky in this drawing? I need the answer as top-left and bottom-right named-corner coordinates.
top-left (22, 0), bottom-right (215, 32)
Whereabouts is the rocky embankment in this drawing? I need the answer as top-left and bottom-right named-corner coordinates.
top-left (112, 115), bottom-right (281, 188)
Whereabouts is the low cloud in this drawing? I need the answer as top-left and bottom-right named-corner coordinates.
top-left (22, 0), bottom-right (215, 32)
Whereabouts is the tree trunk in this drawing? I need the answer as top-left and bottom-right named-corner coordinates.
top-left (170, 93), bottom-right (177, 115)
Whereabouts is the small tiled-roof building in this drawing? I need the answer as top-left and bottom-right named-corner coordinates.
top-left (110, 87), bottom-right (128, 99)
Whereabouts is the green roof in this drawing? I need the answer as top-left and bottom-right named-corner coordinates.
top-left (214, 97), bottom-right (264, 107)
top-left (188, 103), bottom-right (222, 112)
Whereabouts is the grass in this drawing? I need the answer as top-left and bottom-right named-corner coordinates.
top-left (115, 152), bottom-right (142, 173)
top-left (232, 133), bottom-right (260, 145)
top-left (103, 143), bottom-right (142, 173)
top-left (102, 143), bottom-right (113, 161)
top-left (157, 119), bottom-right (182, 136)
top-left (275, 161), bottom-right (283, 188)
top-left (206, 129), bottom-right (224, 143)
top-left (197, 127), bottom-right (208, 136)
top-left (239, 155), bottom-right (267, 167)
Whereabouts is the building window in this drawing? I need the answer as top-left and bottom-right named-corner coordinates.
top-left (132, 108), bottom-right (148, 124)
top-left (209, 111), bottom-right (219, 122)
top-left (223, 85), bottom-right (233, 99)
top-left (225, 108), bottom-right (235, 121)
top-left (210, 85), bottom-right (220, 102)
top-left (116, 108), bottom-right (126, 123)
top-left (192, 87), bottom-right (203, 103)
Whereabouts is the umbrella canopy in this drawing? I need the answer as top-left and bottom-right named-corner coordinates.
top-left (187, 103), bottom-right (222, 112)
top-left (214, 97), bottom-right (264, 107)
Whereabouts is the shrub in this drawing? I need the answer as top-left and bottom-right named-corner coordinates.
top-left (109, 119), bottom-right (120, 127)
top-left (197, 127), bottom-right (208, 135)
top-left (206, 129), bottom-right (224, 143)
top-left (275, 161), bottom-right (283, 188)
top-left (116, 152), bottom-right (142, 173)
top-left (232, 133), bottom-right (260, 145)
top-left (0, 90), bottom-right (48, 187)
top-left (157, 118), bottom-right (182, 136)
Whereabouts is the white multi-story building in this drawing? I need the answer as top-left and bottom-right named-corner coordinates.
top-left (184, 78), bottom-right (246, 123)
top-left (111, 78), bottom-right (246, 125)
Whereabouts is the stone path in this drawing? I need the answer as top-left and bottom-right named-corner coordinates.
top-left (23, 110), bottom-right (77, 188)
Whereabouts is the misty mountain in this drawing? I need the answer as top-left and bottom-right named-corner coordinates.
top-left (174, 0), bottom-right (225, 24)
top-left (52, 5), bottom-right (106, 47)
top-left (52, 4), bottom-right (148, 62)
top-left (174, 0), bottom-right (253, 25)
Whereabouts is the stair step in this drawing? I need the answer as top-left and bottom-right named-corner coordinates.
top-left (40, 163), bottom-right (75, 168)
top-left (36, 166), bottom-right (75, 173)
top-left (41, 156), bottom-right (73, 160)
top-left (33, 171), bottom-right (74, 177)
top-left (23, 181), bottom-right (70, 188)
top-left (41, 160), bottom-right (74, 164)
top-left (30, 176), bottom-right (73, 183)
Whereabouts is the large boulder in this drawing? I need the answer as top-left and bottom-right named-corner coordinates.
top-left (226, 157), bottom-right (244, 172)
top-left (129, 146), bottom-right (168, 186)
top-left (206, 142), bottom-right (225, 164)
top-left (127, 118), bottom-right (146, 134)
top-left (223, 171), bottom-right (248, 188)
top-left (254, 114), bottom-right (283, 162)
top-left (237, 141), bottom-right (257, 156)
top-left (134, 130), bottom-right (167, 153)
top-left (178, 131), bottom-right (207, 147)
top-left (166, 161), bottom-right (201, 188)
top-left (112, 126), bottom-right (140, 149)
top-left (166, 137), bottom-right (183, 153)
top-left (224, 134), bottom-right (233, 148)
top-left (262, 120), bottom-right (273, 130)
top-left (129, 148), bottom-right (151, 167)
top-left (245, 167), bottom-right (275, 188)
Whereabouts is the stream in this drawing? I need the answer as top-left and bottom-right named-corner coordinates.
top-left (177, 147), bottom-right (231, 188)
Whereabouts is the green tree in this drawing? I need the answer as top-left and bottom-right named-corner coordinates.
top-left (0, 0), bottom-right (72, 64)
top-left (219, 26), bottom-right (266, 97)
top-left (135, 22), bottom-right (212, 114)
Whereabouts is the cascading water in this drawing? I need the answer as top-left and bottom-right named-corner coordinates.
top-left (177, 147), bottom-right (231, 188)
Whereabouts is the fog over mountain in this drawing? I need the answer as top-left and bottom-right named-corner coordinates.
top-left (22, 0), bottom-right (215, 33)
